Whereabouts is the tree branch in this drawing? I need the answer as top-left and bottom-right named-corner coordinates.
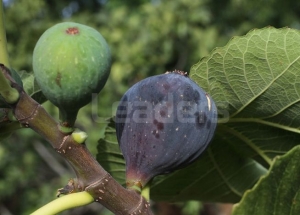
top-left (3, 68), bottom-right (153, 214)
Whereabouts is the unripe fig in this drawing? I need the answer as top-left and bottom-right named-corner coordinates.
top-left (33, 22), bottom-right (111, 127)
top-left (115, 71), bottom-right (217, 191)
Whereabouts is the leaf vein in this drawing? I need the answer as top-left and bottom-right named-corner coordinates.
top-left (230, 54), bottom-right (300, 118)
top-left (207, 147), bottom-right (243, 196)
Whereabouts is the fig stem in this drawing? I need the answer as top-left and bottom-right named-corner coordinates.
top-left (0, 4), bottom-right (19, 105)
top-left (141, 182), bottom-right (151, 202)
top-left (58, 108), bottom-right (78, 130)
top-left (58, 124), bottom-right (74, 134)
top-left (30, 191), bottom-right (94, 215)
top-left (128, 183), bottom-right (142, 193)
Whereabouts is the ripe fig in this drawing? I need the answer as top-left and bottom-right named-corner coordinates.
top-left (115, 71), bottom-right (217, 191)
top-left (33, 22), bottom-right (111, 128)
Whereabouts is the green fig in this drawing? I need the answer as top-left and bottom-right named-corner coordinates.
top-left (32, 22), bottom-right (111, 128)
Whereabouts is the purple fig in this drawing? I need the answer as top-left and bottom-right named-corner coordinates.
top-left (115, 71), bottom-right (217, 190)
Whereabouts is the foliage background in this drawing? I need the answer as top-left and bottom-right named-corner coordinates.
top-left (1, 0), bottom-right (300, 214)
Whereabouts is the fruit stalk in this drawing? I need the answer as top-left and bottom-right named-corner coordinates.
top-left (12, 84), bottom-right (153, 214)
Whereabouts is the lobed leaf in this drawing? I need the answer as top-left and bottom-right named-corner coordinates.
top-left (190, 27), bottom-right (300, 167)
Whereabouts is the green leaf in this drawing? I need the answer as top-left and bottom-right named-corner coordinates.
top-left (97, 118), bottom-right (125, 185)
top-left (190, 27), bottom-right (300, 167)
top-left (232, 145), bottom-right (300, 215)
top-left (150, 133), bottom-right (267, 202)
top-left (19, 71), bottom-right (47, 104)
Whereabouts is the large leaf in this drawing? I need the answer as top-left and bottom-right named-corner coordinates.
top-left (232, 145), bottom-right (300, 215)
top-left (97, 27), bottom-right (300, 203)
top-left (190, 27), bottom-right (300, 167)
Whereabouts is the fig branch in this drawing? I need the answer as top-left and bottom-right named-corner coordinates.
top-left (0, 5), bottom-right (152, 212)
top-left (0, 65), bottom-right (153, 214)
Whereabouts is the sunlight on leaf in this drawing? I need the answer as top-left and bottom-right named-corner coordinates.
top-left (190, 27), bottom-right (300, 167)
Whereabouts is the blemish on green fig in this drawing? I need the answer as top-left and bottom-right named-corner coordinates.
top-left (55, 72), bottom-right (62, 88)
top-left (66, 27), bottom-right (79, 35)
top-left (32, 22), bottom-right (111, 127)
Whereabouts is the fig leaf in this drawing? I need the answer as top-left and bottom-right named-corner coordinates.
top-left (232, 145), bottom-right (300, 215)
top-left (190, 27), bottom-right (300, 167)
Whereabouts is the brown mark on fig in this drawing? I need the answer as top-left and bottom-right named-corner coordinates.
top-left (66, 27), bottom-right (79, 35)
top-left (153, 119), bottom-right (164, 130)
top-left (55, 72), bottom-right (62, 88)
top-left (194, 111), bottom-right (207, 129)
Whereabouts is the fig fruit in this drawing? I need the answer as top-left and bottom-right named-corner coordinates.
top-left (115, 71), bottom-right (217, 190)
top-left (33, 22), bottom-right (111, 127)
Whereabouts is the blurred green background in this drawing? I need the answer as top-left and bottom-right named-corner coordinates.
top-left (1, 0), bottom-right (300, 214)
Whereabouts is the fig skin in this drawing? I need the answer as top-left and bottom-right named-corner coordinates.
top-left (32, 22), bottom-right (111, 126)
top-left (115, 71), bottom-right (218, 189)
